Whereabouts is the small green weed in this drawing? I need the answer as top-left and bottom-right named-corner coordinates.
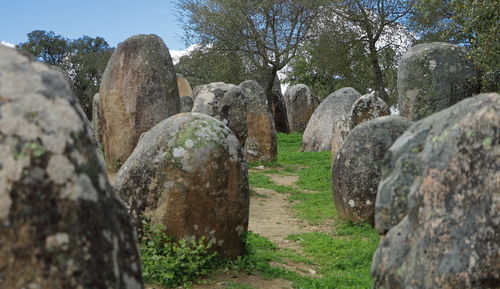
top-left (140, 222), bottom-right (219, 288)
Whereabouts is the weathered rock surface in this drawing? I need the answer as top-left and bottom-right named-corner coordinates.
top-left (302, 87), bottom-right (361, 152)
top-left (349, 93), bottom-right (390, 129)
top-left (372, 93), bottom-right (500, 289)
top-left (176, 73), bottom-right (193, 97)
top-left (92, 93), bottom-right (101, 144)
top-left (0, 45), bottom-right (143, 289)
top-left (192, 82), bottom-right (247, 146)
top-left (284, 84), bottom-right (319, 132)
top-left (398, 42), bottom-right (480, 121)
top-left (115, 113), bottom-right (249, 258)
top-left (332, 116), bottom-right (413, 225)
top-left (180, 95), bottom-right (194, 112)
top-left (239, 80), bottom-right (277, 162)
top-left (99, 34), bottom-right (180, 172)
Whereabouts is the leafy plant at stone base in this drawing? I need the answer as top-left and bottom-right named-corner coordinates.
top-left (140, 220), bottom-right (220, 288)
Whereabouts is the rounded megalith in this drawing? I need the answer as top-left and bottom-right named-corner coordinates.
top-left (284, 84), bottom-right (319, 132)
top-left (99, 34), bottom-right (180, 173)
top-left (398, 42), bottom-right (480, 121)
top-left (0, 46), bottom-right (143, 288)
top-left (180, 95), bottom-right (194, 112)
top-left (302, 87), bottom-right (361, 152)
top-left (372, 93), bottom-right (499, 288)
top-left (192, 82), bottom-right (248, 146)
top-left (332, 116), bottom-right (413, 225)
top-left (176, 73), bottom-right (193, 97)
top-left (239, 80), bottom-right (277, 162)
top-left (349, 93), bottom-right (390, 129)
top-left (114, 113), bottom-right (249, 258)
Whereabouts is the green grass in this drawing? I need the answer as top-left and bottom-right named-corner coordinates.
top-left (246, 132), bottom-right (379, 289)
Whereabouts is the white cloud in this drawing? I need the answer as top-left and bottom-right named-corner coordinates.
top-left (169, 44), bottom-right (198, 65)
top-left (1, 41), bottom-right (15, 48)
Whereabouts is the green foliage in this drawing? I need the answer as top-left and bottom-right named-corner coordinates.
top-left (175, 46), bottom-right (249, 87)
top-left (18, 30), bottom-right (113, 119)
top-left (140, 222), bottom-right (219, 288)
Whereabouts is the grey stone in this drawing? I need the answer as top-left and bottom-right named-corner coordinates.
top-left (302, 87), bottom-right (361, 152)
top-left (372, 93), bottom-right (500, 289)
top-left (180, 95), bottom-right (194, 112)
top-left (398, 42), bottom-right (480, 120)
top-left (99, 34), bottom-right (180, 173)
top-left (192, 82), bottom-right (248, 146)
top-left (239, 80), bottom-right (277, 162)
top-left (332, 116), bottom-right (413, 225)
top-left (92, 93), bottom-right (101, 144)
top-left (114, 113), bottom-right (249, 259)
top-left (0, 45), bottom-right (143, 289)
top-left (284, 84), bottom-right (319, 132)
top-left (349, 93), bottom-right (390, 129)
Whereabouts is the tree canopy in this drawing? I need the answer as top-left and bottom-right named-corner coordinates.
top-left (18, 31), bottom-right (113, 119)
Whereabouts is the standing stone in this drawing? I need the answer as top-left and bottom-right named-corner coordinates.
top-left (302, 87), bottom-right (361, 152)
top-left (332, 116), bottom-right (413, 225)
top-left (92, 93), bottom-right (101, 144)
top-left (192, 82), bottom-right (247, 146)
top-left (372, 93), bottom-right (499, 289)
top-left (115, 113), bottom-right (249, 258)
top-left (398, 42), bottom-right (480, 120)
top-left (240, 80), bottom-right (277, 162)
top-left (180, 95), bottom-right (194, 112)
top-left (0, 46), bottom-right (143, 289)
top-left (259, 76), bottom-right (290, 133)
top-left (349, 93), bottom-right (390, 129)
top-left (284, 84), bottom-right (319, 132)
top-left (99, 34), bottom-right (180, 173)
top-left (176, 73), bottom-right (193, 97)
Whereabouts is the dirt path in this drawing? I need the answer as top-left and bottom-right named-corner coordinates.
top-left (191, 170), bottom-right (328, 288)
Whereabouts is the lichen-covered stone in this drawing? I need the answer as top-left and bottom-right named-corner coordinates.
top-left (180, 95), bottom-right (194, 112)
top-left (92, 93), bottom-right (101, 144)
top-left (176, 73), bottom-right (193, 97)
top-left (239, 80), bottom-right (277, 162)
top-left (0, 45), bottom-right (143, 289)
top-left (372, 93), bottom-right (500, 289)
top-left (349, 93), bottom-right (390, 129)
top-left (284, 84), bottom-right (319, 132)
top-left (332, 116), bottom-right (413, 225)
top-left (99, 34), bottom-right (180, 172)
top-left (114, 113), bottom-right (249, 258)
top-left (398, 42), bottom-right (480, 121)
top-left (302, 87), bottom-right (361, 152)
top-left (192, 82), bottom-right (248, 146)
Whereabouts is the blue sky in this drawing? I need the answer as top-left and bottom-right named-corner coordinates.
top-left (0, 0), bottom-right (186, 50)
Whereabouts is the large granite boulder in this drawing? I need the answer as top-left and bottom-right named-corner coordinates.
top-left (398, 42), bottom-right (480, 121)
top-left (114, 113), bottom-right (249, 258)
top-left (176, 73), bottom-right (193, 97)
top-left (302, 87), bottom-right (361, 152)
top-left (332, 116), bottom-right (413, 225)
top-left (239, 80), bottom-right (277, 162)
top-left (284, 84), bottom-right (319, 132)
top-left (192, 82), bottom-right (247, 146)
top-left (0, 46), bottom-right (143, 289)
top-left (349, 93), bottom-right (390, 129)
top-left (372, 93), bottom-right (500, 288)
top-left (99, 34), bottom-right (180, 173)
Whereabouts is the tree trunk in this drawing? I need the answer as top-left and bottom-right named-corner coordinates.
top-left (368, 41), bottom-right (388, 102)
top-left (264, 67), bottom-right (290, 133)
